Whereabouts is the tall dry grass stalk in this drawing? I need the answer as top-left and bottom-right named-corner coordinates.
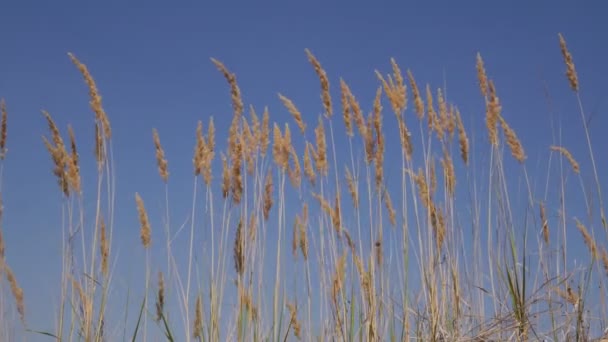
top-left (0, 99), bottom-right (7, 160)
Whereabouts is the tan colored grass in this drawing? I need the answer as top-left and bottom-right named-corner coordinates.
top-left (135, 193), bottom-right (151, 249)
top-left (230, 133), bottom-right (244, 205)
top-left (554, 286), bottom-right (579, 306)
top-left (99, 216), bottom-right (109, 277)
top-left (383, 188), bottom-right (396, 227)
top-left (263, 170), bottom-right (273, 221)
top-left (486, 80), bottom-right (501, 147)
top-left (575, 218), bottom-right (597, 260)
top-left (558, 33), bottom-right (579, 92)
top-left (279, 93), bottom-right (306, 134)
top-left (455, 108), bottom-right (469, 165)
top-left (155, 271), bottom-right (165, 322)
top-left (407, 70), bottom-right (425, 120)
top-left (260, 107), bottom-right (270, 157)
top-left (399, 118), bottom-right (413, 161)
top-left (0, 98), bottom-right (7, 160)
top-left (42, 111), bottom-right (69, 196)
top-left (441, 148), bottom-right (456, 197)
top-left (193, 295), bottom-right (203, 339)
top-left (539, 202), bottom-right (549, 244)
top-left (314, 118), bottom-right (328, 176)
top-left (339, 79), bottom-right (354, 137)
top-left (601, 247), bottom-right (608, 278)
top-left (305, 49), bottom-right (332, 118)
top-left (287, 301), bottom-right (302, 340)
top-left (242, 118), bottom-right (255, 176)
top-left (298, 204), bottom-right (309, 260)
top-left (152, 128), bottom-right (169, 182)
top-left (345, 168), bottom-right (358, 209)
top-left (499, 116), bottom-right (526, 163)
top-left (221, 154), bottom-right (230, 199)
top-left (234, 217), bottom-right (244, 276)
top-left (476, 52), bottom-right (488, 98)
top-left (249, 105), bottom-right (261, 152)
top-left (211, 58), bottom-right (244, 117)
top-left (446, 104), bottom-right (456, 141)
top-left (95, 122), bottom-right (104, 169)
top-left (288, 145), bottom-right (302, 189)
top-left (550, 145), bottom-right (580, 174)
top-left (426, 85), bottom-right (441, 139)
top-left (331, 251), bottom-right (347, 306)
top-left (4, 263), bottom-right (25, 323)
top-left (437, 88), bottom-right (448, 141)
top-left (248, 212), bottom-right (257, 242)
top-left (66, 125), bottom-right (81, 194)
top-left (68, 53), bottom-right (111, 139)
top-left (303, 141), bottom-right (316, 186)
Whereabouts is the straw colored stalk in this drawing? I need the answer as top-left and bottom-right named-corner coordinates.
top-left (345, 168), bottom-right (358, 209)
top-left (99, 216), bottom-right (109, 277)
top-left (260, 107), bottom-right (270, 157)
top-left (287, 301), bottom-right (302, 340)
top-left (42, 111), bottom-right (70, 196)
top-left (476, 53), bottom-right (489, 98)
top-left (210, 58), bottom-right (244, 117)
top-left (152, 128), bottom-right (169, 182)
top-left (298, 204), bottom-right (309, 260)
top-left (135, 193), bottom-right (151, 248)
top-left (539, 203), bottom-right (549, 244)
top-left (558, 33), bottom-right (579, 92)
top-left (263, 170), bottom-right (273, 221)
top-left (278, 93), bottom-right (306, 134)
top-left (550, 145), bottom-right (579, 174)
top-left (234, 218), bottom-right (244, 276)
top-left (4, 263), bottom-right (25, 323)
top-left (66, 125), bottom-right (81, 194)
top-left (407, 70), bottom-right (425, 120)
top-left (95, 122), bottom-right (104, 168)
top-left (68, 53), bottom-right (111, 139)
top-left (314, 118), bottom-right (328, 176)
top-left (499, 116), bottom-right (526, 163)
top-left (339, 78), bottom-right (354, 137)
top-left (575, 219), bottom-right (597, 260)
top-left (305, 49), bottom-right (332, 117)
top-left (303, 142), bottom-right (316, 186)
top-left (156, 271), bottom-right (165, 322)
top-left (485, 80), bottom-right (501, 147)
top-left (193, 295), bottom-right (203, 339)
top-left (455, 108), bottom-right (469, 165)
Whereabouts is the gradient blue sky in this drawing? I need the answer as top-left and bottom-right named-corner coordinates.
top-left (1, 1), bottom-right (608, 340)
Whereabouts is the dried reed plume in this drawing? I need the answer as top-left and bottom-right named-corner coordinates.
top-left (95, 122), bottom-right (104, 168)
top-left (99, 216), bottom-right (109, 277)
top-left (305, 49), bottom-right (332, 118)
top-left (230, 132), bottom-right (244, 204)
top-left (398, 118), bottom-right (413, 161)
top-left (152, 128), bottom-right (169, 182)
top-left (426, 85), bottom-right (441, 138)
top-left (0, 99), bottom-right (7, 159)
top-left (303, 142), bottom-right (316, 186)
top-left (331, 251), bottom-right (347, 306)
top-left (156, 271), bottom-right (165, 322)
top-left (441, 148), bottom-right (456, 197)
top-left (550, 145), bottom-right (580, 174)
top-left (314, 118), bottom-right (328, 176)
top-left (68, 53), bottom-right (111, 139)
top-left (42, 111), bottom-right (69, 196)
top-left (298, 204), bottom-right (309, 260)
top-left (279, 93), bottom-right (306, 134)
top-left (263, 170), bottom-right (273, 221)
top-left (558, 33), bottom-right (579, 92)
top-left (287, 301), bottom-right (302, 340)
top-left (345, 168), bottom-right (358, 209)
top-left (476, 53), bottom-right (488, 98)
top-left (4, 263), bottom-right (25, 324)
top-left (407, 70), bottom-right (425, 120)
top-left (288, 145), bottom-right (302, 188)
top-left (539, 203), bottom-right (549, 244)
top-left (135, 193), bottom-right (151, 248)
top-left (261, 107), bottom-right (270, 157)
top-left (499, 116), bottom-right (526, 163)
top-left (601, 248), bottom-right (608, 278)
top-left (234, 218), bottom-right (244, 276)
top-left (554, 286), bottom-right (579, 306)
top-left (193, 295), bottom-right (203, 339)
top-left (211, 58), bottom-right (244, 117)
top-left (221, 154), bottom-right (230, 198)
top-left (383, 188), bottom-right (396, 227)
top-left (486, 80), bottom-right (501, 147)
top-left (66, 125), bottom-right (81, 194)
top-left (339, 79), bottom-right (354, 137)
top-left (575, 219), bottom-right (597, 260)
top-left (455, 108), bottom-right (469, 165)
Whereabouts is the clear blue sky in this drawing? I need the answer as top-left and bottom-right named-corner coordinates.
top-left (1, 1), bottom-right (607, 340)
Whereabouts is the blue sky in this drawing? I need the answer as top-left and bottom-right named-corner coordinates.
top-left (1, 1), bottom-right (608, 340)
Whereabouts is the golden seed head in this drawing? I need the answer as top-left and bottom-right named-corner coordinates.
top-left (233, 218), bottom-right (244, 276)
top-left (156, 271), bottom-right (165, 322)
top-left (211, 58), bottom-right (244, 117)
top-left (152, 128), bottom-right (169, 182)
top-left (345, 168), bottom-right (358, 209)
top-left (68, 53), bottom-right (111, 139)
top-left (486, 80), bottom-right (501, 147)
top-left (499, 116), bottom-right (526, 163)
top-left (4, 264), bottom-right (25, 324)
top-left (575, 218), bottom-right (597, 260)
top-left (263, 170), bottom-right (273, 221)
top-left (66, 125), bottom-right (81, 194)
top-left (455, 108), bottom-right (469, 165)
top-left (193, 295), bottom-right (203, 338)
top-left (339, 79), bottom-right (354, 137)
top-left (314, 118), bottom-right (328, 176)
top-left (99, 216), bottom-right (109, 277)
top-left (135, 193), bottom-right (151, 249)
top-left (407, 70), bottom-right (425, 120)
top-left (476, 52), bottom-right (489, 98)
top-left (539, 203), bottom-right (549, 244)
top-left (303, 142), bottom-right (316, 186)
top-left (558, 33), bottom-right (579, 92)
top-left (279, 93), bottom-right (306, 134)
top-left (305, 49), bottom-right (332, 118)
top-left (550, 145), bottom-right (579, 174)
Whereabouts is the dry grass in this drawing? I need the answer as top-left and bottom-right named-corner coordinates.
top-left (1, 34), bottom-right (607, 342)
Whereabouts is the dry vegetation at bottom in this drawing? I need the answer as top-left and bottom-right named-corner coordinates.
top-left (1, 33), bottom-right (608, 342)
